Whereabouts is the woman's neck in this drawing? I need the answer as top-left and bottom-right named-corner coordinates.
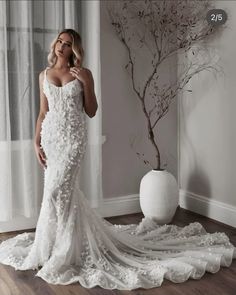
top-left (54, 58), bottom-right (70, 69)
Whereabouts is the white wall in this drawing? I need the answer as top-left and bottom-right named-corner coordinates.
top-left (179, 1), bottom-right (236, 227)
top-left (100, 1), bottom-right (178, 201)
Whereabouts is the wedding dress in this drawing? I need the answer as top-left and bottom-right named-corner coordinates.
top-left (0, 67), bottom-right (235, 290)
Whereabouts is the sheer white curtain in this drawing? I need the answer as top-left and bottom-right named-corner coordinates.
top-left (0, 0), bottom-right (102, 232)
top-left (79, 0), bottom-right (103, 209)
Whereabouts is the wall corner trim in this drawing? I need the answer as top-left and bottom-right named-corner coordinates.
top-left (179, 189), bottom-right (236, 228)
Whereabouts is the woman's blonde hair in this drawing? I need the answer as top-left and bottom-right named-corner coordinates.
top-left (47, 28), bottom-right (84, 68)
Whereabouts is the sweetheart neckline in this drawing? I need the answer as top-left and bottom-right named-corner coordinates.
top-left (44, 67), bottom-right (81, 88)
top-left (45, 76), bottom-right (78, 88)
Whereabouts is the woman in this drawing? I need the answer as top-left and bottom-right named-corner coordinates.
top-left (0, 29), bottom-right (235, 290)
top-left (34, 28), bottom-right (97, 169)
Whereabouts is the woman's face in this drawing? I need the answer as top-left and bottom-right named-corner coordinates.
top-left (55, 32), bottom-right (73, 60)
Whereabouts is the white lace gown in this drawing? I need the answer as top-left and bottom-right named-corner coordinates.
top-left (0, 67), bottom-right (235, 290)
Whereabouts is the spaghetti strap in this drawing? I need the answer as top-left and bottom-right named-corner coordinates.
top-left (44, 67), bottom-right (49, 82)
top-left (42, 67), bottom-right (50, 92)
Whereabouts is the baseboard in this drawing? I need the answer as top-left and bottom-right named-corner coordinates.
top-left (0, 216), bottom-right (38, 233)
top-left (96, 194), bottom-right (142, 218)
top-left (179, 189), bottom-right (236, 228)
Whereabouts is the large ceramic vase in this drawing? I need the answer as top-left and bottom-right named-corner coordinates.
top-left (139, 169), bottom-right (179, 224)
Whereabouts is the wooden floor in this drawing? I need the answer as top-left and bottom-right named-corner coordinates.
top-left (0, 207), bottom-right (235, 295)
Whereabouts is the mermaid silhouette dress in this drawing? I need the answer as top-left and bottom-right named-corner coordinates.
top-left (0, 67), bottom-right (235, 290)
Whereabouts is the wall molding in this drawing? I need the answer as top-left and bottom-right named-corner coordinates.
top-left (0, 216), bottom-right (38, 234)
top-left (179, 189), bottom-right (236, 228)
top-left (96, 194), bottom-right (142, 218)
top-left (100, 190), bottom-right (236, 228)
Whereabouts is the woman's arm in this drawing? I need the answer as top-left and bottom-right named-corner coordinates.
top-left (82, 69), bottom-right (98, 118)
top-left (34, 71), bottom-right (49, 167)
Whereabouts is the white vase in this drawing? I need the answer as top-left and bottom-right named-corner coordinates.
top-left (139, 169), bottom-right (179, 224)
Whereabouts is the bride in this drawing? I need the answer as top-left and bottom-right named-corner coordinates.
top-left (0, 28), bottom-right (235, 290)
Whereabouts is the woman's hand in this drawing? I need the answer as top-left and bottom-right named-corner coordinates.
top-left (69, 66), bottom-right (91, 86)
top-left (34, 143), bottom-right (47, 168)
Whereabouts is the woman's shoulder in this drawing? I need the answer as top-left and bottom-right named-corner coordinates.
top-left (81, 66), bottom-right (91, 73)
top-left (39, 67), bottom-right (50, 83)
top-left (39, 67), bottom-right (50, 76)
top-left (78, 66), bottom-right (93, 78)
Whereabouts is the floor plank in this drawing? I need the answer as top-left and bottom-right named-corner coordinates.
top-left (0, 207), bottom-right (235, 295)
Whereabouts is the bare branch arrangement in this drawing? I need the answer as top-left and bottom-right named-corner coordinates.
top-left (106, 0), bottom-right (226, 170)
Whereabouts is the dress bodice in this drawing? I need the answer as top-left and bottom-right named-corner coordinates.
top-left (40, 67), bottom-right (87, 165)
top-left (43, 67), bottom-right (85, 115)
